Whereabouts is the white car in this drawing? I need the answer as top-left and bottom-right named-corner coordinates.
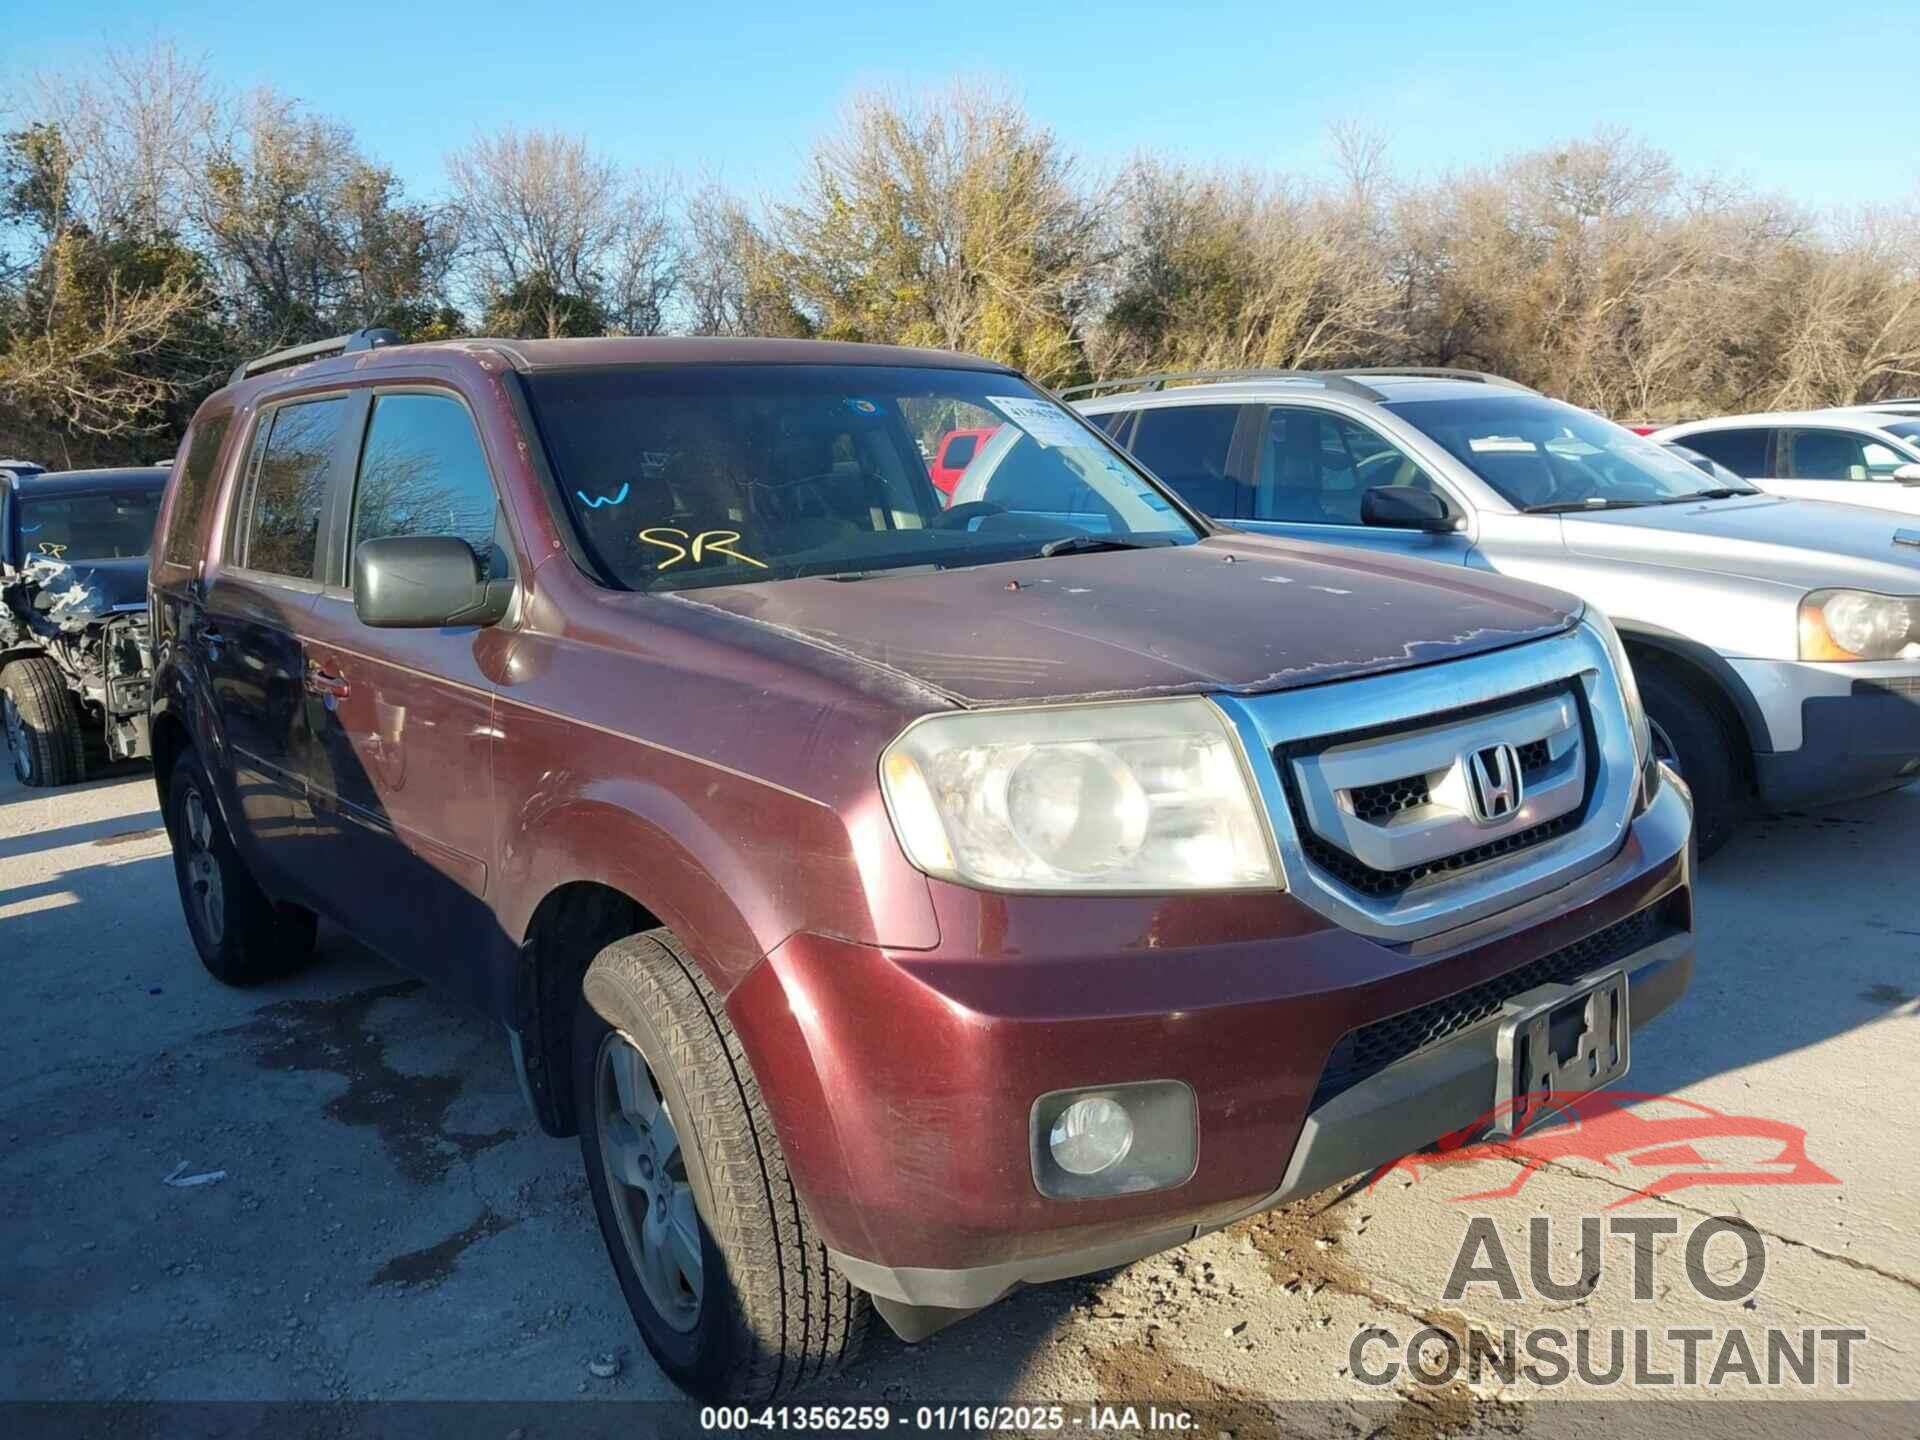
top-left (1655, 410), bottom-right (1920, 514)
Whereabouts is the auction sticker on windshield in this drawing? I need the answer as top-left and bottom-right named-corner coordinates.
top-left (986, 394), bottom-right (1089, 448)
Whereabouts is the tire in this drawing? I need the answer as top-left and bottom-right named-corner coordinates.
top-left (575, 928), bottom-right (869, 1401)
top-left (1636, 661), bottom-right (1742, 859)
top-left (2, 655), bottom-right (85, 788)
top-left (165, 749), bottom-right (317, 985)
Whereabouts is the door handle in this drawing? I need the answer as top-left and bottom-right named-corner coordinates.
top-left (304, 661), bottom-right (351, 700)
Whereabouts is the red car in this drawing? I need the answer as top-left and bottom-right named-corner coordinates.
top-left (928, 425), bottom-right (998, 495)
top-left (148, 329), bottom-right (1693, 1401)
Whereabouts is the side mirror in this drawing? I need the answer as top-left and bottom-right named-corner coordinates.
top-left (353, 536), bottom-right (512, 629)
top-left (1362, 485), bottom-right (1459, 533)
top-left (1893, 463), bottom-right (1920, 486)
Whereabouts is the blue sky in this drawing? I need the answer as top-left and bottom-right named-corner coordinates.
top-left (8, 1), bottom-right (1913, 211)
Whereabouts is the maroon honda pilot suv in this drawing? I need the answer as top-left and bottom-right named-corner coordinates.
top-left (149, 331), bottom-right (1694, 1399)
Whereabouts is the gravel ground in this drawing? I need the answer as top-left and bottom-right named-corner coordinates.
top-left (3, 759), bottom-right (1916, 1437)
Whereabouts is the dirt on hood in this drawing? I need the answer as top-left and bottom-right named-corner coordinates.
top-left (673, 531), bottom-right (1581, 707)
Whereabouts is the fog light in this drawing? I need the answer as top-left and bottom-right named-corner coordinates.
top-left (1049, 1097), bottom-right (1135, 1175)
top-left (1030, 1080), bottom-right (1198, 1200)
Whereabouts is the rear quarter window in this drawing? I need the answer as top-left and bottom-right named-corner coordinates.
top-left (162, 414), bottom-right (232, 565)
top-left (237, 397), bottom-right (350, 581)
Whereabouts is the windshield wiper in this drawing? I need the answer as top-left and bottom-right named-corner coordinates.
top-left (1660, 487), bottom-right (1753, 503)
top-left (1520, 499), bottom-right (1654, 514)
top-left (1033, 534), bottom-right (1171, 559)
top-left (817, 564), bottom-right (945, 582)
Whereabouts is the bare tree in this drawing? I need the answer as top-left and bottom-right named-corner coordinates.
top-left (17, 41), bottom-right (214, 238)
top-left (445, 128), bottom-right (679, 336)
top-left (681, 183), bottom-right (808, 336)
top-left (1092, 160), bottom-right (1399, 377)
top-left (191, 89), bottom-right (456, 344)
top-left (1327, 118), bottom-right (1390, 209)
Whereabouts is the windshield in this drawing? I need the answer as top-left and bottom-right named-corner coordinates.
top-left (1385, 395), bottom-right (1760, 510)
top-left (1661, 443), bottom-right (1747, 488)
top-left (1881, 420), bottom-right (1920, 446)
top-left (13, 486), bottom-right (163, 562)
top-left (522, 364), bottom-right (1200, 591)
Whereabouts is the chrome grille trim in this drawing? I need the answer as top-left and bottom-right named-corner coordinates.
top-left (1289, 686), bottom-right (1586, 874)
top-left (1210, 623), bottom-right (1638, 942)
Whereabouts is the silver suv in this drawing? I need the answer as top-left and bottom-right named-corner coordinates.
top-left (1064, 368), bottom-right (1920, 853)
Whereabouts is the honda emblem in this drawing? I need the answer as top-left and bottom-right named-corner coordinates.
top-left (1465, 743), bottom-right (1523, 824)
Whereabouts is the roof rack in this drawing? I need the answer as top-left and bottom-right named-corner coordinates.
top-left (1057, 365), bottom-right (1535, 403)
top-left (1058, 369), bottom-right (1383, 402)
top-left (229, 326), bottom-right (401, 385)
top-left (1335, 366), bottom-right (1536, 393)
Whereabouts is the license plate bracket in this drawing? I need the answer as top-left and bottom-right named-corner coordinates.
top-left (1490, 968), bottom-right (1631, 1139)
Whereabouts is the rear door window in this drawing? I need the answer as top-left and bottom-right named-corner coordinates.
top-left (163, 415), bottom-right (231, 565)
top-left (1127, 405), bottom-right (1245, 518)
top-left (1780, 428), bottom-right (1896, 482)
top-left (1256, 408), bottom-right (1439, 524)
top-left (349, 393), bottom-right (501, 580)
top-left (1679, 428), bottom-right (1771, 478)
top-left (238, 397), bottom-right (349, 581)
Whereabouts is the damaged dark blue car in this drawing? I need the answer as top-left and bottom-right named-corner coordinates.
top-left (1, 465), bottom-right (168, 787)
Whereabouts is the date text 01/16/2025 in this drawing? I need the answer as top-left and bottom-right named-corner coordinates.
top-left (699, 1404), bottom-right (1200, 1432)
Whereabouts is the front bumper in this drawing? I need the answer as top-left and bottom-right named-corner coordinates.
top-left (726, 775), bottom-right (1695, 1330)
top-left (1731, 658), bottom-right (1920, 807)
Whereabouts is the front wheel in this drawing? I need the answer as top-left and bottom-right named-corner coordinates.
top-left (2, 655), bottom-right (85, 787)
top-left (575, 928), bottom-right (868, 1401)
top-left (1637, 663), bottom-right (1742, 859)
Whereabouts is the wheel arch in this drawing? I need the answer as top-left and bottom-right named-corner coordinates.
top-left (514, 878), bottom-right (667, 1137)
top-left (1, 642), bottom-right (50, 669)
top-left (150, 706), bottom-right (191, 812)
top-left (1615, 620), bottom-right (1766, 789)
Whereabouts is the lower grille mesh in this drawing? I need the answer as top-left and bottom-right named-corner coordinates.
top-left (1297, 812), bottom-right (1580, 899)
top-left (1310, 904), bottom-right (1667, 1109)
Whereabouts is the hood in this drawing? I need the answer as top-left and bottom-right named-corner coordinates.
top-left (671, 533), bottom-right (1578, 706)
top-left (13, 554), bottom-right (148, 630)
top-left (1563, 494), bottom-right (1920, 592)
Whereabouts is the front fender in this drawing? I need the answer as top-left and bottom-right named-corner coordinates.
top-left (491, 742), bottom-right (940, 1002)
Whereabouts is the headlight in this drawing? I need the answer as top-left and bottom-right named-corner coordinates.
top-left (1583, 606), bottom-right (1650, 770)
top-left (1798, 589), bottom-right (1919, 661)
top-left (879, 697), bottom-right (1279, 892)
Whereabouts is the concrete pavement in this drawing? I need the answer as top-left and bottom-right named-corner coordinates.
top-left (3, 759), bottom-right (1915, 1434)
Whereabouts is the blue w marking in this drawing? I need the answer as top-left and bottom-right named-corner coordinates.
top-left (576, 483), bottom-right (630, 509)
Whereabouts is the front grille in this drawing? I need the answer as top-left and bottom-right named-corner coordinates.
top-left (1296, 812), bottom-right (1582, 899)
top-left (1309, 904), bottom-right (1668, 1109)
top-left (1348, 773), bottom-right (1430, 822)
top-left (1278, 681), bottom-right (1592, 900)
top-left (1340, 739), bottom-right (1561, 845)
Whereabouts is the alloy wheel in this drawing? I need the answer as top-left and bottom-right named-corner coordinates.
top-left (180, 785), bottom-right (225, 946)
top-left (595, 1030), bottom-right (704, 1332)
